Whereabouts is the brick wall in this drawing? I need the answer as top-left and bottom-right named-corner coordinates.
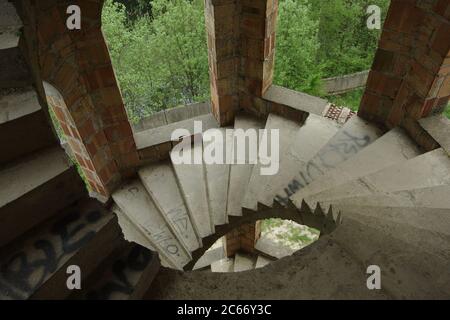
top-left (205, 0), bottom-right (290, 126)
top-left (224, 221), bottom-right (261, 256)
top-left (44, 82), bottom-right (107, 197)
top-left (28, 0), bottom-right (139, 198)
top-left (205, 0), bottom-right (240, 126)
top-left (360, 0), bottom-right (450, 128)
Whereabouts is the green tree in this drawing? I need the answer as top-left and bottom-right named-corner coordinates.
top-left (102, 0), bottom-right (209, 123)
top-left (274, 0), bottom-right (322, 95)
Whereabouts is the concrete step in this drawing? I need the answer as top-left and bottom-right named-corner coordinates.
top-left (419, 115), bottom-right (450, 154)
top-left (0, 1), bottom-right (31, 88)
top-left (203, 127), bottom-right (233, 226)
top-left (77, 243), bottom-right (160, 300)
top-left (293, 127), bottom-right (422, 203)
top-left (0, 198), bottom-right (121, 300)
top-left (171, 140), bottom-right (214, 238)
top-left (0, 147), bottom-right (86, 247)
top-left (193, 246), bottom-right (225, 270)
top-left (336, 205), bottom-right (450, 237)
top-left (211, 257), bottom-right (234, 273)
top-left (0, 0), bottom-right (22, 50)
top-left (113, 206), bottom-right (173, 269)
top-left (139, 161), bottom-right (201, 252)
top-left (261, 114), bottom-right (340, 207)
top-left (243, 113), bottom-right (301, 211)
top-left (113, 181), bottom-right (192, 270)
top-left (0, 44), bottom-right (32, 89)
top-left (227, 113), bottom-right (265, 216)
top-left (0, 87), bottom-right (56, 165)
top-left (277, 115), bottom-right (383, 206)
top-left (318, 185), bottom-right (450, 211)
top-left (255, 255), bottom-right (273, 269)
top-left (233, 253), bottom-right (255, 272)
top-left (340, 208), bottom-right (450, 261)
top-left (0, 87), bottom-right (41, 123)
top-left (304, 148), bottom-right (450, 208)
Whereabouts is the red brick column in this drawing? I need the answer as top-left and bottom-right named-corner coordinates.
top-left (34, 0), bottom-right (139, 198)
top-left (205, 0), bottom-right (240, 126)
top-left (224, 221), bottom-right (261, 257)
top-left (205, 0), bottom-right (279, 125)
top-left (360, 0), bottom-right (450, 127)
top-left (240, 0), bottom-right (278, 99)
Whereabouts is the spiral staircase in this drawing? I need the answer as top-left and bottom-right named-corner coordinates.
top-left (1, 0), bottom-right (450, 300)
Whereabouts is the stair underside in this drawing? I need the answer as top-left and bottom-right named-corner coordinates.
top-left (149, 209), bottom-right (450, 299)
top-left (0, 198), bottom-right (120, 300)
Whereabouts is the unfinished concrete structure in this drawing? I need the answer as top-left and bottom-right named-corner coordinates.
top-left (0, 0), bottom-right (449, 299)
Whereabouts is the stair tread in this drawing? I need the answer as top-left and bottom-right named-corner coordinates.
top-left (81, 243), bottom-right (160, 300)
top-left (112, 181), bottom-right (191, 269)
top-left (293, 127), bottom-right (422, 202)
top-left (171, 141), bottom-right (213, 238)
top-left (227, 113), bottom-right (265, 216)
top-left (0, 198), bottom-right (116, 300)
top-left (0, 46), bottom-right (32, 89)
top-left (211, 257), bottom-right (234, 273)
top-left (336, 205), bottom-right (450, 237)
top-left (0, 87), bottom-right (41, 124)
top-left (260, 114), bottom-right (340, 207)
top-left (0, 0), bottom-right (22, 50)
top-left (243, 113), bottom-right (301, 211)
top-left (139, 161), bottom-right (201, 252)
top-left (0, 146), bottom-right (72, 208)
top-left (419, 115), bottom-right (450, 155)
top-left (135, 113), bottom-right (218, 150)
top-left (113, 206), bottom-right (173, 269)
top-left (193, 246), bottom-right (224, 270)
top-left (203, 127), bottom-right (232, 226)
top-left (277, 115), bottom-right (383, 206)
top-left (318, 185), bottom-right (450, 211)
top-left (255, 255), bottom-right (272, 269)
top-left (305, 148), bottom-right (450, 207)
top-left (233, 253), bottom-right (255, 272)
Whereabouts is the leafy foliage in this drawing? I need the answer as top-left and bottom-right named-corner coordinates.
top-left (102, 0), bottom-right (209, 123)
top-left (103, 0), bottom-right (421, 122)
top-left (273, 0), bottom-right (322, 95)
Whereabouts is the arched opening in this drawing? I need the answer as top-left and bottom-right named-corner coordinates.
top-left (101, 0), bottom-right (210, 125)
top-left (33, 1), bottom-right (139, 198)
top-left (273, 0), bottom-right (390, 111)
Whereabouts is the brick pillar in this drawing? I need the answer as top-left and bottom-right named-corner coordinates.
top-left (33, 0), bottom-right (139, 198)
top-left (240, 0), bottom-right (277, 99)
top-left (360, 0), bottom-right (450, 127)
top-left (205, 0), bottom-right (240, 126)
top-left (205, 0), bottom-right (279, 125)
top-left (224, 221), bottom-right (261, 257)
